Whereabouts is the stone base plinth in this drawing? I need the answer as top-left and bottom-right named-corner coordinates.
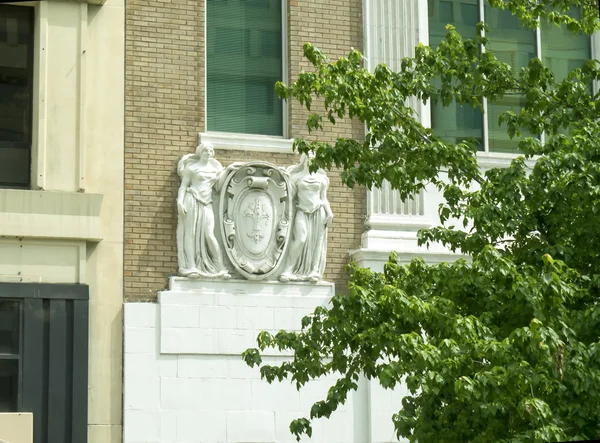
top-left (158, 278), bottom-right (335, 356)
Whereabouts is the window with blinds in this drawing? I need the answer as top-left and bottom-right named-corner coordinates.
top-left (428, 1), bottom-right (590, 153)
top-left (207, 0), bottom-right (284, 137)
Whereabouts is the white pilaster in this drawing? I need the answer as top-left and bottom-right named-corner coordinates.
top-left (356, 0), bottom-right (438, 270)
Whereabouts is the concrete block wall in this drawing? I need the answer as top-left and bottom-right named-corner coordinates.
top-left (123, 279), bottom-right (410, 443)
top-left (123, 281), bottom-right (356, 443)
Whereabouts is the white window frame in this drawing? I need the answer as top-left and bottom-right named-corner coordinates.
top-left (202, 0), bottom-right (292, 153)
top-left (427, 0), bottom-right (598, 164)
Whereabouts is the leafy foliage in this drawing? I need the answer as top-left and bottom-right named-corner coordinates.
top-left (243, 1), bottom-right (600, 441)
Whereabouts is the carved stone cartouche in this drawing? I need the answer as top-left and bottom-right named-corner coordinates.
top-left (176, 149), bottom-right (332, 283)
top-left (219, 162), bottom-right (292, 280)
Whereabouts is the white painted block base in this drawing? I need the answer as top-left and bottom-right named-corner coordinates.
top-left (124, 278), bottom-right (409, 443)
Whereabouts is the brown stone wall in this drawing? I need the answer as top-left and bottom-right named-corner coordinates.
top-left (125, 0), bottom-right (364, 301)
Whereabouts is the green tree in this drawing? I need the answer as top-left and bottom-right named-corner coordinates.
top-left (243, 1), bottom-right (600, 441)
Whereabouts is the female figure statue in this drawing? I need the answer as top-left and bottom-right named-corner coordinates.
top-left (279, 153), bottom-right (333, 283)
top-left (176, 142), bottom-right (237, 279)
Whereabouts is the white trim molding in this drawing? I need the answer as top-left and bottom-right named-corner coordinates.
top-left (476, 152), bottom-right (537, 170)
top-left (198, 132), bottom-right (294, 153)
top-left (350, 247), bottom-right (467, 273)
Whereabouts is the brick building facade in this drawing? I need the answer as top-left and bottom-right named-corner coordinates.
top-left (125, 0), bottom-right (365, 301)
top-left (122, 1), bottom-right (445, 442)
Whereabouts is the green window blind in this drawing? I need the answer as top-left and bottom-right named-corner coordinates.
top-left (207, 0), bottom-right (283, 136)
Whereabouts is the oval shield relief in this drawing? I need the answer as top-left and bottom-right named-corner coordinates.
top-left (219, 161), bottom-right (292, 280)
top-left (235, 190), bottom-right (275, 256)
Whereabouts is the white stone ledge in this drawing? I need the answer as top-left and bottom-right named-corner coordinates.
top-left (366, 214), bottom-right (431, 232)
top-left (350, 247), bottom-right (468, 273)
top-left (477, 152), bottom-right (537, 170)
top-left (167, 277), bottom-right (334, 298)
top-left (199, 132), bottom-right (294, 153)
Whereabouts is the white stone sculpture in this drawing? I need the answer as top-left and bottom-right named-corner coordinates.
top-left (176, 146), bottom-right (333, 283)
top-left (279, 153), bottom-right (333, 283)
top-left (176, 142), bottom-right (239, 279)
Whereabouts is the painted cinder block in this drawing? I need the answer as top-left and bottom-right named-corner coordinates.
top-left (202, 378), bottom-right (252, 410)
top-left (160, 377), bottom-right (204, 411)
top-left (124, 327), bottom-right (157, 354)
top-left (123, 376), bottom-right (160, 410)
top-left (177, 410), bottom-right (227, 442)
top-left (160, 410), bottom-right (177, 442)
top-left (161, 327), bottom-right (218, 354)
top-left (198, 305), bottom-right (237, 329)
top-left (226, 355), bottom-right (262, 380)
top-left (178, 354), bottom-right (228, 378)
top-left (226, 410), bottom-right (276, 443)
top-left (123, 353), bottom-right (177, 378)
top-left (216, 328), bottom-right (256, 355)
top-left (161, 304), bottom-right (199, 328)
top-left (123, 409), bottom-right (160, 442)
top-left (236, 305), bottom-right (275, 330)
top-left (124, 302), bottom-right (158, 327)
top-left (251, 378), bottom-right (301, 411)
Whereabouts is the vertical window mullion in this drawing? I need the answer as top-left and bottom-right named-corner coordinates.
top-left (536, 26), bottom-right (545, 146)
top-left (281, 0), bottom-right (288, 138)
top-left (480, 0), bottom-right (489, 152)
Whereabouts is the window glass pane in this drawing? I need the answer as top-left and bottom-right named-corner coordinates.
top-left (0, 6), bottom-right (33, 187)
top-left (431, 101), bottom-right (484, 148)
top-left (487, 96), bottom-right (527, 153)
top-left (0, 301), bottom-right (19, 355)
top-left (485, 3), bottom-right (536, 152)
top-left (542, 8), bottom-right (590, 83)
top-left (0, 360), bottom-right (18, 412)
top-left (429, 0), bottom-right (478, 47)
top-left (0, 147), bottom-right (29, 187)
top-left (429, 0), bottom-right (483, 148)
top-left (207, 0), bottom-right (283, 136)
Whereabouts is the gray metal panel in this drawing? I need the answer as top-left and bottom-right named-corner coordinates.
top-left (2, 283), bottom-right (89, 443)
top-left (47, 299), bottom-right (68, 443)
top-left (0, 283), bottom-right (88, 300)
top-left (70, 299), bottom-right (88, 443)
top-left (21, 297), bottom-right (45, 443)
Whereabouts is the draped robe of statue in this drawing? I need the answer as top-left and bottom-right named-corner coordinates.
top-left (176, 149), bottom-right (229, 278)
top-left (280, 155), bottom-right (333, 283)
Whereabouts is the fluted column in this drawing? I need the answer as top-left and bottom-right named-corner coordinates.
top-left (362, 0), bottom-right (430, 247)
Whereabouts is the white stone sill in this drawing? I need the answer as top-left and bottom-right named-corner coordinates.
top-left (199, 132), bottom-right (294, 154)
top-left (350, 248), bottom-right (469, 272)
top-left (199, 133), bottom-right (540, 165)
top-left (477, 152), bottom-right (537, 170)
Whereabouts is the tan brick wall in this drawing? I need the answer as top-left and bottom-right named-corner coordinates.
top-left (125, 0), bottom-right (364, 301)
